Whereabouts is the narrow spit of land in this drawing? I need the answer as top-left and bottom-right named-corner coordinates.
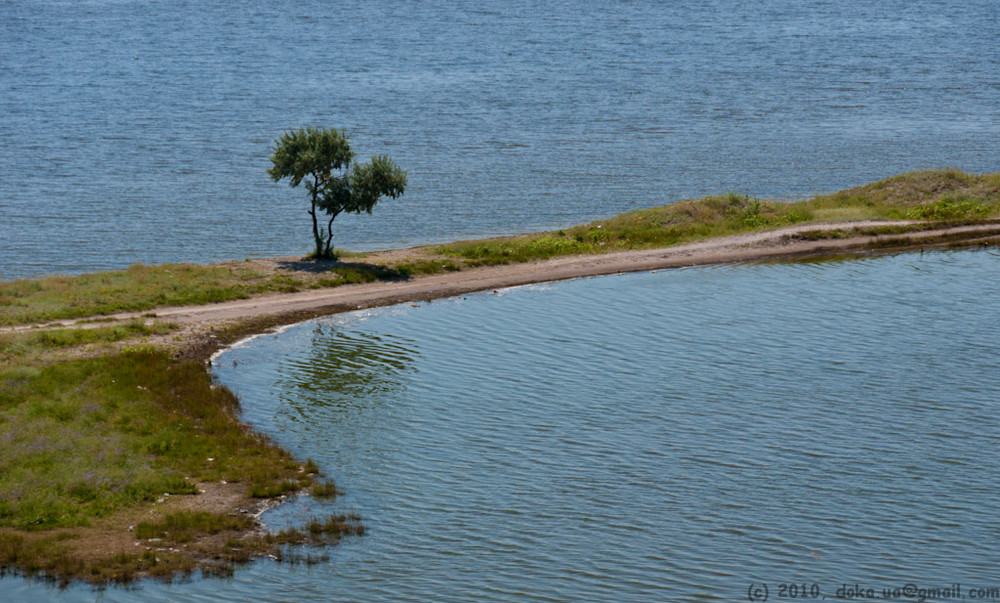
top-left (8, 219), bottom-right (1000, 336)
top-left (2, 169), bottom-right (1000, 587)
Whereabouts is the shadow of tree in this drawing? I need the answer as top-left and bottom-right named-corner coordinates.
top-left (275, 259), bottom-right (411, 282)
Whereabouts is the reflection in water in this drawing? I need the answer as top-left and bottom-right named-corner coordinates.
top-left (276, 324), bottom-right (419, 422)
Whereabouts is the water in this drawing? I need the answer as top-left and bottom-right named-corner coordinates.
top-left (11, 247), bottom-right (1000, 601)
top-left (2, 0), bottom-right (999, 279)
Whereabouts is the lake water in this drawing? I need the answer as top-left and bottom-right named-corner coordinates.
top-left (11, 247), bottom-right (1000, 601)
top-left (5, 1), bottom-right (1000, 600)
top-left (2, 0), bottom-right (999, 280)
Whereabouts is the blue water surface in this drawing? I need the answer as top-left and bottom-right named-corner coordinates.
top-left (2, 0), bottom-right (998, 279)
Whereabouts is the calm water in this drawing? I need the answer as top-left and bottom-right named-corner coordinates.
top-left (2, 0), bottom-right (999, 279)
top-left (12, 248), bottom-right (1000, 601)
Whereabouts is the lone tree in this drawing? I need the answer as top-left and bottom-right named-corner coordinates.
top-left (268, 126), bottom-right (407, 260)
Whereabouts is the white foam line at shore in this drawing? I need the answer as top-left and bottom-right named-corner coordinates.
top-left (208, 322), bottom-right (299, 365)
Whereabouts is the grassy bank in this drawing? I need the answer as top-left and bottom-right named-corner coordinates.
top-left (1, 348), bottom-right (310, 530)
top-left (434, 168), bottom-right (1000, 264)
top-left (0, 259), bottom-right (388, 328)
top-left (0, 323), bottom-right (355, 585)
top-left (1, 169), bottom-right (999, 587)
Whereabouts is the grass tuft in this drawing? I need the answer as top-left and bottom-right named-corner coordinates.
top-left (310, 480), bottom-right (341, 499)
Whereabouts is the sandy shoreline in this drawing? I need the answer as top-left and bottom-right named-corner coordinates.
top-left (11, 220), bottom-right (999, 340)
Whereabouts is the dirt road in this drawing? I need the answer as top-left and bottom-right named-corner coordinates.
top-left (8, 221), bottom-right (1000, 336)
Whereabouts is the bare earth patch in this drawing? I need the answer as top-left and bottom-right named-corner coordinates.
top-left (45, 481), bottom-right (272, 565)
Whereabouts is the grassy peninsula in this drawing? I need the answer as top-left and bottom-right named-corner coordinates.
top-left (1, 169), bottom-right (999, 587)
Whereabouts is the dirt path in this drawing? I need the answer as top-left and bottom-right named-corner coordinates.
top-left (9, 221), bottom-right (1000, 336)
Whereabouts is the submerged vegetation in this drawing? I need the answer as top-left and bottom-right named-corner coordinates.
top-left (1, 169), bottom-right (999, 587)
top-left (0, 510), bottom-right (364, 587)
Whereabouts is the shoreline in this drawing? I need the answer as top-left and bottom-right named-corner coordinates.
top-left (13, 220), bottom-right (1000, 347)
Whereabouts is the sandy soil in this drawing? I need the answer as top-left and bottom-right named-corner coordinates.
top-left (13, 220), bottom-right (999, 337)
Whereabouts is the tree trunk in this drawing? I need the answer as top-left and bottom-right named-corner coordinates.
top-left (311, 174), bottom-right (324, 258)
top-left (323, 211), bottom-right (340, 259)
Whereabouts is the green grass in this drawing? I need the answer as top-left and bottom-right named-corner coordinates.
top-left (311, 263), bottom-right (409, 288)
top-left (787, 220), bottom-right (1000, 243)
top-left (310, 480), bottom-right (341, 499)
top-left (0, 263), bottom-right (309, 327)
top-left (0, 261), bottom-right (417, 327)
top-left (435, 169), bottom-right (1000, 265)
top-left (0, 348), bottom-right (316, 531)
top-left (301, 513), bottom-right (364, 538)
top-left (0, 320), bottom-right (176, 364)
top-left (394, 258), bottom-right (463, 276)
top-left (905, 193), bottom-right (998, 221)
top-left (134, 511), bottom-right (254, 543)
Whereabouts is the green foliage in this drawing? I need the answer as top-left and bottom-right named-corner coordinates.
top-left (778, 209), bottom-right (812, 224)
top-left (269, 127), bottom-right (407, 259)
top-left (906, 193), bottom-right (996, 221)
top-left (267, 126), bottom-right (354, 188)
top-left (348, 154), bottom-right (408, 211)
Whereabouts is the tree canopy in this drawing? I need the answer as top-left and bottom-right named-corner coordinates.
top-left (268, 126), bottom-right (407, 259)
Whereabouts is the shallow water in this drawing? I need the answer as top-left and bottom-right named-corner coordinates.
top-left (12, 247), bottom-right (1000, 601)
top-left (2, 0), bottom-right (999, 279)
